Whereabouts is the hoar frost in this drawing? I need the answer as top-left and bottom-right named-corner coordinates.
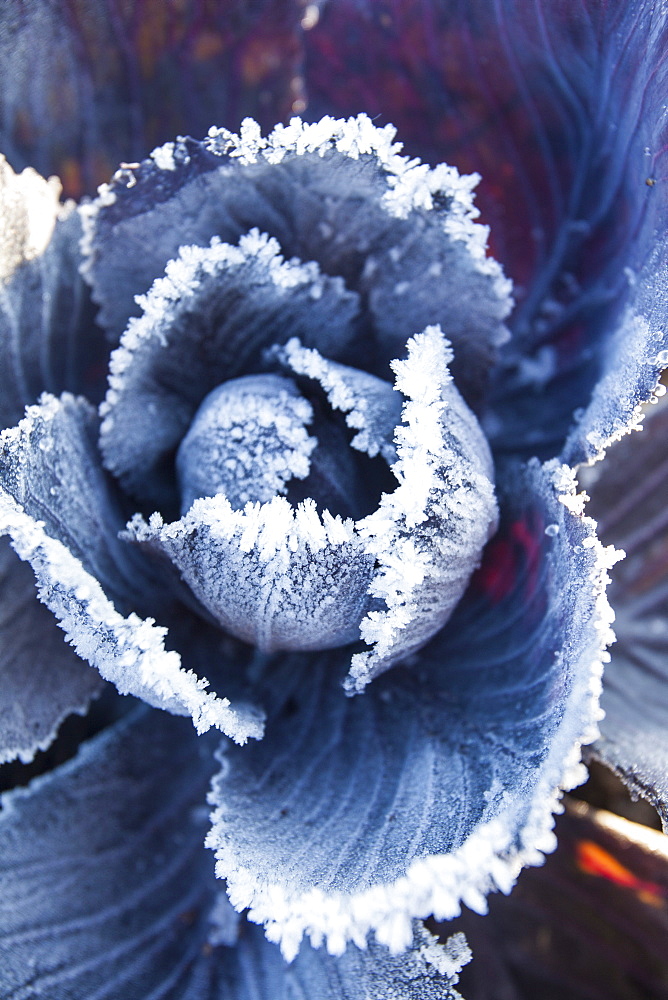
top-left (0, 110), bottom-right (629, 967)
top-left (130, 325), bottom-right (498, 690)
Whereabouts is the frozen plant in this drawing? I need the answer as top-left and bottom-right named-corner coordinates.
top-left (1, 2), bottom-right (668, 998)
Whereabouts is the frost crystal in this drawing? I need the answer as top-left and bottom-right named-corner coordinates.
top-left (348, 326), bottom-right (498, 692)
top-left (129, 496), bottom-right (376, 653)
top-left (278, 337), bottom-right (402, 462)
top-left (130, 325), bottom-right (497, 686)
top-left (177, 374), bottom-right (316, 513)
top-left (0, 394), bottom-right (264, 744)
top-left (0, 154), bottom-right (61, 281)
top-left (151, 141), bottom-right (177, 171)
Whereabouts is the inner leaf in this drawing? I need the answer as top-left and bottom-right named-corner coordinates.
top-left (177, 374), bottom-right (316, 514)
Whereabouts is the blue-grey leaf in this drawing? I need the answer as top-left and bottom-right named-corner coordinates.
top-left (0, 536), bottom-right (104, 764)
top-left (0, 706), bottom-right (219, 1000)
top-left (0, 393), bottom-right (149, 610)
top-left (129, 497), bottom-right (376, 654)
top-left (0, 157), bottom-right (105, 430)
top-left (207, 457), bottom-right (613, 958)
top-left (583, 398), bottom-right (668, 827)
top-left (99, 230), bottom-right (359, 509)
top-left (82, 116), bottom-right (512, 404)
top-left (0, 394), bottom-right (263, 743)
top-left (561, 236), bottom-right (668, 465)
top-left (0, 701), bottom-right (468, 998)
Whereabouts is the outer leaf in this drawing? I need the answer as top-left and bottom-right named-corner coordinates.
top-left (560, 238), bottom-right (668, 466)
top-left (0, 393), bottom-right (154, 609)
top-left (285, 923), bottom-right (470, 1000)
top-left (0, 536), bottom-right (104, 764)
top-left (82, 115), bottom-right (511, 405)
top-left (207, 458), bottom-right (614, 958)
top-left (0, 156), bottom-right (105, 430)
top-left (305, 0), bottom-right (668, 461)
top-left (0, 705), bottom-right (220, 1000)
top-left (0, 394), bottom-right (263, 743)
top-left (583, 398), bottom-right (668, 827)
top-left (0, 704), bottom-right (468, 1000)
top-left (448, 800), bottom-right (668, 1000)
top-left (0, 0), bottom-right (304, 198)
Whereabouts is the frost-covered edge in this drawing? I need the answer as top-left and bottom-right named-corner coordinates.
top-left (278, 336), bottom-right (400, 463)
top-left (209, 461), bottom-right (618, 959)
top-left (349, 326), bottom-right (497, 692)
top-left (218, 115), bottom-right (511, 307)
top-left (133, 327), bottom-right (496, 688)
top-left (99, 229), bottom-right (334, 449)
top-left (0, 399), bottom-right (264, 745)
top-left (82, 114), bottom-right (512, 313)
top-left (565, 307), bottom-right (668, 464)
